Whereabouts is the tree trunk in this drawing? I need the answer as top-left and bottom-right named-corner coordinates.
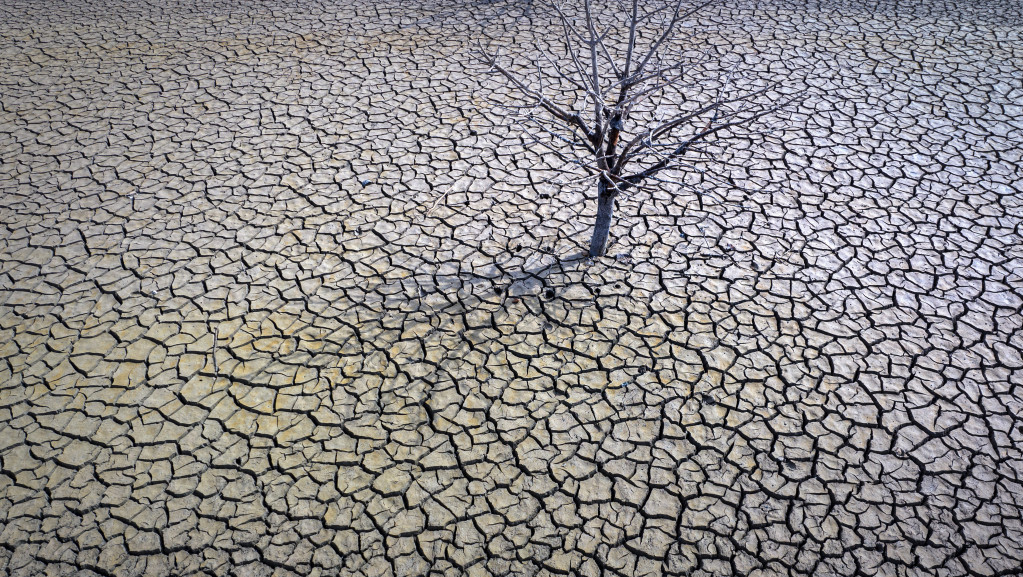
top-left (589, 178), bottom-right (615, 257)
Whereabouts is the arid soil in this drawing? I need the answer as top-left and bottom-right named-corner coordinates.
top-left (1, 0), bottom-right (1022, 575)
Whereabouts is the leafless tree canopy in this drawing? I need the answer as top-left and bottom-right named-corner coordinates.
top-left (476, 0), bottom-right (792, 256)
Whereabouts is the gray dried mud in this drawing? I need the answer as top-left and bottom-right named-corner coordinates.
top-left (1, 0), bottom-right (1022, 576)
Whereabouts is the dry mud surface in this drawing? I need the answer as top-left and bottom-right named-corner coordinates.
top-left (2, 0), bottom-right (1023, 576)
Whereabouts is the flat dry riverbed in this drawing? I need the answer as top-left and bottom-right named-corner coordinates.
top-left (1, 0), bottom-right (1022, 575)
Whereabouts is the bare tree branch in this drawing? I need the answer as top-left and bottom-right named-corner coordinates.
top-left (474, 0), bottom-right (797, 257)
top-left (477, 42), bottom-right (595, 145)
top-left (629, 0), bottom-right (713, 82)
top-left (623, 103), bottom-right (787, 186)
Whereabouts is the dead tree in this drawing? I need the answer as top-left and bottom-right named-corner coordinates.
top-left (477, 0), bottom-right (788, 257)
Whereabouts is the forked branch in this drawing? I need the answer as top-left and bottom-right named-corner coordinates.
top-left (474, 0), bottom-right (795, 257)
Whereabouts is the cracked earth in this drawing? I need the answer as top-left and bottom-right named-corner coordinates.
top-left (1, 0), bottom-right (1023, 576)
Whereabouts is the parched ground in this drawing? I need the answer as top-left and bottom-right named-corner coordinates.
top-left (1, 0), bottom-right (1022, 575)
